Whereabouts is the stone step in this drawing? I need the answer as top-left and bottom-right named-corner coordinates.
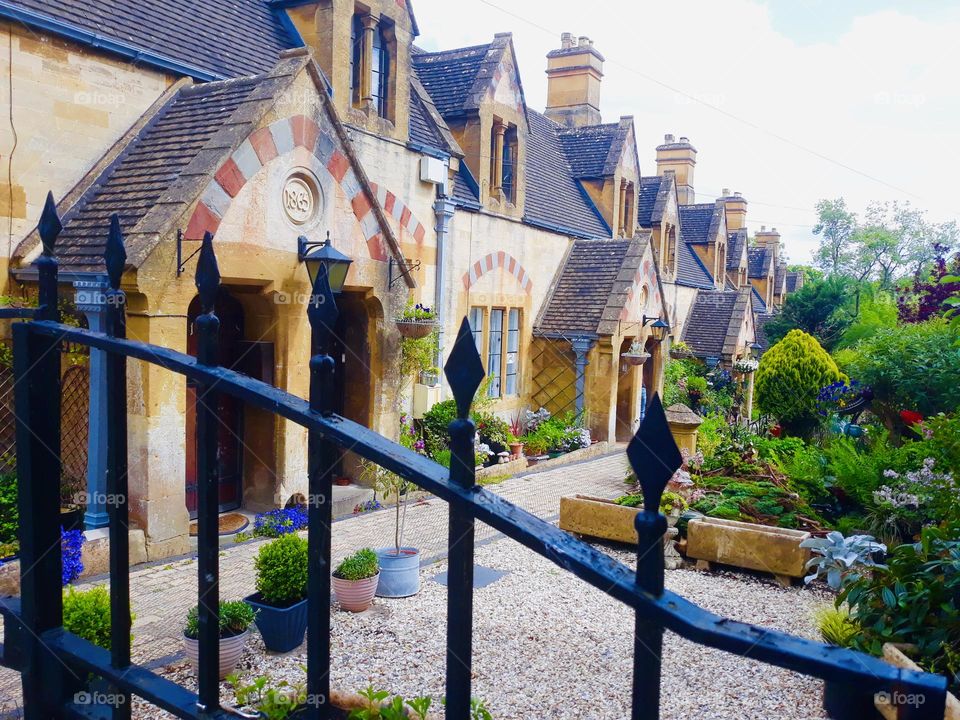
top-left (331, 484), bottom-right (374, 519)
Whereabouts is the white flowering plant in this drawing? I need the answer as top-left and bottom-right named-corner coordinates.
top-left (868, 458), bottom-right (958, 542)
top-left (732, 357), bottom-right (759, 374)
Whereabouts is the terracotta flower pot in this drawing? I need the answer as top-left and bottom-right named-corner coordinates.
top-left (332, 572), bottom-right (380, 612)
top-left (509, 442), bottom-right (524, 459)
top-left (183, 629), bottom-right (249, 680)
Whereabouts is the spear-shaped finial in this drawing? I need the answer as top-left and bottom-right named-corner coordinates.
top-left (38, 191), bottom-right (62, 257)
top-left (444, 317), bottom-right (485, 420)
top-left (626, 394), bottom-right (683, 514)
top-left (104, 214), bottom-right (126, 291)
top-left (194, 232), bottom-right (220, 313)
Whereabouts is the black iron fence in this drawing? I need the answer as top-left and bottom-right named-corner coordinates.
top-left (0, 194), bottom-right (949, 719)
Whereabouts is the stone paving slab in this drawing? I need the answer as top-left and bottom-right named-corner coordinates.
top-left (0, 451), bottom-right (629, 715)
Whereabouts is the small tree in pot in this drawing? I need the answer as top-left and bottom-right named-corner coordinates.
top-left (332, 548), bottom-right (380, 612)
top-left (183, 600), bottom-right (255, 680)
top-left (245, 534), bottom-right (309, 653)
top-left (361, 459), bottom-right (421, 598)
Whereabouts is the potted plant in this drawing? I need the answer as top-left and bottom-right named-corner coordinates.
top-left (521, 434), bottom-right (549, 465)
top-left (418, 366), bottom-right (441, 387)
top-left (395, 302), bottom-right (437, 339)
top-left (686, 375), bottom-right (707, 403)
top-left (670, 340), bottom-right (695, 360)
top-left (508, 410), bottom-right (525, 459)
top-left (183, 600), bottom-right (255, 680)
top-left (245, 534), bottom-right (309, 653)
top-left (621, 339), bottom-right (651, 366)
top-left (332, 548), bottom-right (380, 612)
top-left (363, 461), bottom-right (420, 598)
top-left (732, 357), bottom-right (759, 375)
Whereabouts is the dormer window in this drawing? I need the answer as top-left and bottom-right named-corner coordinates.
top-left (350, 11), bottom-right (393, 120)
top-left (490, 119), bottom-right (518, 204)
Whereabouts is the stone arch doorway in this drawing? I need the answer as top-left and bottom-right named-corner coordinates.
top-left (329, 291), bottom-right (378, 480)
top-left (185, 288), bottom-right (245, 518)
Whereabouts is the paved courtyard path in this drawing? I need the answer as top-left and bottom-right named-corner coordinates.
top-left (0, 451), bottom-right (630, 715)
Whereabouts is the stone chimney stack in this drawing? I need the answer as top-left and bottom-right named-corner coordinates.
top-left (544, 33), bottom-right (605, 128)
top-left (656, 134), bottom-right (697, 204)
top-left (721, 190), bottom-right (748, 232)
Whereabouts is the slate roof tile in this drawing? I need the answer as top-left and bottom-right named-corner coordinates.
top-left (536, 238), bottom-right (632, 335)
top-left (678, 203), bottom-right (716, 244)
top-left (727, 227), bottom-right (748, 270)
top-left (748, 246), bottom-right (773, 277)
top-left (411, 43), bottom-right (492, 118)
top-left (523, 110), bottom-right (610, 238)
top-left (10, 0), bottom-right (294, 79)
top-left (557, 123), bottom-right (619, 179)
top-left (637, 176), bottom-right (663, 228)
top-left (682, 291), bottom-right (737, 359)
top-left (50, 74), bottom-right (266, 270)
top-left (676, 239), bottom-right (714, 289)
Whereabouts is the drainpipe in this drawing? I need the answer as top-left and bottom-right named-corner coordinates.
top-left (433, 163), bottom-right (455, 398)
top-left (74, 278), bottom-right (110, 529)
top-left (571, 336), bottom-right (595, 416)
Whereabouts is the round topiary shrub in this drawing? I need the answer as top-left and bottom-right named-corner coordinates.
top-left (254, 534), bottom-right (308, 607)
top-left (755, 329), bottom-right (844, 437)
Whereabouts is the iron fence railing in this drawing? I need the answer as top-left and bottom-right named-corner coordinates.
top-left (0, 194), bottom-right (949, 720)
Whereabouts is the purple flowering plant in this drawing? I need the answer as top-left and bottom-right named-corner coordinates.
top-left (61, 527), bottom-right (85, 585)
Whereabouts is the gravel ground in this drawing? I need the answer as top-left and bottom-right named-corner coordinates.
top-left (132, 536), bottom-right (833, 720)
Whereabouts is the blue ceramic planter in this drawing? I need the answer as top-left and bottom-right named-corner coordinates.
top-left (245, 593), bottom-right (307, 653)
top-left (375, 547), bottom-right (421, 598)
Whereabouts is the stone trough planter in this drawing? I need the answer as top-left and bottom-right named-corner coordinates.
top-left (685, 517), bottom-right (811, 587)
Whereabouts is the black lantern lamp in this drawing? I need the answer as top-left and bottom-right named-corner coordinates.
top-left (298, 232), bottom-right (352, 293)
top-left (642, 314), bottom-right (671, 342)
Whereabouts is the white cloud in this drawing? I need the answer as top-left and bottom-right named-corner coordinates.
top-left (413, 0), bottom-right (960, 263)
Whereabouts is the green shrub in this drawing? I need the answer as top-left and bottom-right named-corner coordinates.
top-left (422, 398), bottom-right (458, 458)
top-left (63, 585), bottom-right (134, 650)
top-left (474, 412), bottom-right (510, 448)
top-left (814, 605), bottom-right (859, 647)
top-left (691, 477), bottom-right (824, 529)
top-left (184, 600), bottom-right (256, 639)
top-left (838, 319), bottom-right (960, 423)
top-left (685, 376), bottom-right (708, 394)
top-left (334, 548), bottom-right (379, 581)
top-left (0, 471), bottom-right (17, 547)
top-left (255, 534), bottom-right (308, 606)
top-left (755, 329), bottom-right (844, 436)
top-left (839, 522), bottom-right (960, 693)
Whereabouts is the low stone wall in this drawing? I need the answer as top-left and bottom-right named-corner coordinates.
top-left (0, 527), bottom-right (148, 596)
top-left (476, 441), bottom-right (615, 482)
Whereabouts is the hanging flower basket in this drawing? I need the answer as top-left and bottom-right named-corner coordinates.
top-left (732, 358), bottom-right (759, 374)
top-left (396, 319), bottom-right (437, 339)
top-left (621, 351), bottom-right (651, 366)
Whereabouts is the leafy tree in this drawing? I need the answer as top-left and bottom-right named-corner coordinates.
top-left (837, 285), bottom-right (898, 348)
top-left (787, 264), bottom-right (823, 284)
top-left (763, 275), bottom-right (853, 350)
top-left (813, 198), bottom-right (858, 276)
top-left (836, 320), bottom-right (960, 425)
top-left (755, 329), bottom-right (844, 437)
top-left (897, 244), bottom-right (960, 323)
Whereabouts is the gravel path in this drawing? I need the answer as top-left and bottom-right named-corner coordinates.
top-left (134, 538), bottom-right (833, 720)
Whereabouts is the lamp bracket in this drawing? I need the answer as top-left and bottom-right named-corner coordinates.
top-left (176, 229), bottom-right (204, 276)
top-left (389, 257), bottom-right (421, 288)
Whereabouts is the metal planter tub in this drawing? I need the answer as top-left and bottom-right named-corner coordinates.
top-left (183, 629), bottom-right (249, 680)
top-left (245, 593), bottom-right (308, 653)
top-left (375, 547), bottom-right (421, 597)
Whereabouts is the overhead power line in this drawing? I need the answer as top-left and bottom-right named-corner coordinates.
top-left (477, 0), bottom-right (923, 201)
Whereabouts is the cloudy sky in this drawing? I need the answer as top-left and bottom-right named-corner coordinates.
top-left (412, 0), bottom-right (960, 264)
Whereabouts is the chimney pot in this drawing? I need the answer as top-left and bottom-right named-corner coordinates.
top-left (679, 136), bottom-right (690, 143)
top-left (561, 32), bottom-right (574, 49)
top-left (578, 35), bottom-right (590, 47)
top-left (734, 191), bottom-right (742, 197)
top-left (772, 227), bottom-right (777, 233)
top-left (664, 133), bottom-right (675, 143)
top-left (721, 187), bottom-right (730, 196)
top-left (760, 225), bottom-right (766, 231)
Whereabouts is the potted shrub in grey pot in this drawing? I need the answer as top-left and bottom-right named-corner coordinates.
top-left (182, 600), bottom-right (256, 680)
top-left (245, 533), bottom-right (309, 653)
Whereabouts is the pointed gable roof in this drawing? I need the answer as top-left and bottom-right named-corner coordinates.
top-left (748, 245), bottom-right (774, 278)
top-left (682, 286), bottom-right (753, 361)
top-left (676, 239), bottom-right (715, 289)
top-left (727, 227), bottom-right (748, 271)
top-left (536, 233), bottom-right (655, 337)
top-left (14, 52), bottom-right (411, 280)
top-left (638, 176), bottom-right (663, 227)
top-left (679, 202), bottom-right (724, 245)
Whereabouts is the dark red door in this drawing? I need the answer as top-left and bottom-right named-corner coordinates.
top-left (185, 289), bottom-right (245, 518)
